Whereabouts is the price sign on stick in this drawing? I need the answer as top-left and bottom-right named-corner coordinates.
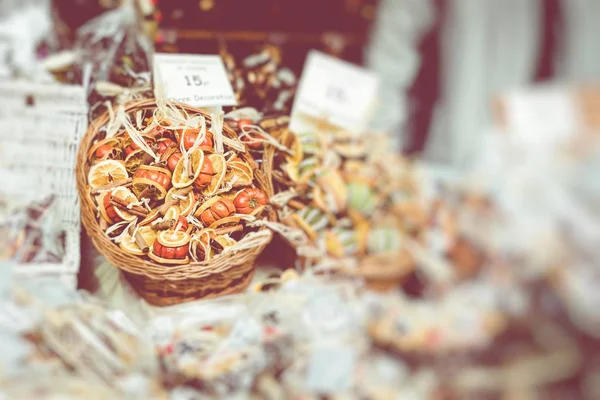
top-left (153, 53), bottom-right (237, 107)
top-left (289, 50), bottom-right (380, 135)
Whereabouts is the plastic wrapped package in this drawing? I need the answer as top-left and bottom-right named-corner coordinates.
top-left (34, 1), bottom-right (153, 118)
top-left (147, 297), bottom-right (267, 397)
top-left (6, 282), bottom-right (160, 396)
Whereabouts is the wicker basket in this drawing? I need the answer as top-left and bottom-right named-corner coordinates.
top-left (76, 99), bottom-right (273, 306)
top-left (0, 81), bottom-right (88, 288)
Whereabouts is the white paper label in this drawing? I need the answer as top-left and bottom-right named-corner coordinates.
top-left (289, 50), bottom-right (379, 135)
top-left (502, 86), bottom-right (580, 145)
top-left (153, 53), bottom-right (237, 107)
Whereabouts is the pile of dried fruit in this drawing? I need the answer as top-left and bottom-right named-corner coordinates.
top-left (221, 45), bottom-right (297, 115)
top-left (84, 110), bottom-right (270, 265)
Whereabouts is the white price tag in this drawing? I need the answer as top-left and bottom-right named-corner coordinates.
top-left (289, 50), bottom-right (379, 135)
top-left (153, 53), bottom-right (237, 107)
top-left (500, 85), bottom-right (581, 145)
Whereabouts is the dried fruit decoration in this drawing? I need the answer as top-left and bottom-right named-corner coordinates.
top-left (84, 105), bottom-right (270, 266)
top-left (234, 188), bottom-right (269, 214)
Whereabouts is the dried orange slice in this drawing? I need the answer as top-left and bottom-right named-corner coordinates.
top-left (165, 188), bottom-right (195, 216)
top-left (157, 230), bottom-right (191, 248)
top-left (96, 192), bottom-right (112, 223)
top-left (190, 230), bottom-right (213, 261)
top-left (164, 206), bottom-right (180, 222)
top-left (120, 234), bottom-right (145, 256)
top-left (225, 163), bottom-right (253, 188)
top-left (112, 186), bottom-right (139, 221)
top-left (88, 160), bottom-right (128, 189)
top-left (139, 209), bottom-right (160, 226)
top-left (124, 148), bottom-right (146, 173)
top-left (132, 178), bottom-right (167, 201)
top-left (208, 215), bottom-right (241, 229)
top-left (172, 149), bottom-right (205, 189)
top-left (193, 196), bottom-right (221, 218)
top-left (137, 225), bottom-right (158, 247)
top-left (214, 235), bottom-right (237, 248)
top-left (202, 154), bottom-right (226, 196)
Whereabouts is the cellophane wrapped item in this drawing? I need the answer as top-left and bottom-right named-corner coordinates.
top-left (76, 2), bottom-right (153, 118)
top-left (0, 169), bottom-right (66, 268)
top-left (456, 130), bottom-right (600, 336)
top-left (36, 1), bottom-right (153, 117)
top-left (147, 297), bottom-right (268, 397)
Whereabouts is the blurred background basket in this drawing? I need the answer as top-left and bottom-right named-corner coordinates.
top-left (76, 99), bottom-right (273, 306)
top-left (0, 80), bottom-right (87, 288)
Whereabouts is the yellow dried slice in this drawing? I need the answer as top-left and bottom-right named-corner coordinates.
top-left (139, 209), bottom-right (160, 226)
top-left (165, 188), bottom-right (196, 216)
top-left (225, 164), bottom-right (253, 188)
top-left (164, 206), bottom-right (180, 222)
top-left (172, 149), bottom-right (205, 188)
top-left (208, 216), bottom-right (241, 230)
top-left (124, 149), bottom-right (145, 173)
top-left (157, 230), bottom-right (191, 247)
top-left (193, 196), bottom-right (221, 218)
top-left (202, 154), bottom-right (226, 196)
top-left (97, 192), bottom-right (112, 223)
top-left (214, 235), bottom-right (237, 248)
top-left (120, 234), bottom-right (144, 256)
top-left (137, 226), bottom-right (158, 247)
top-left (88, 160), bottom-right (128, 189)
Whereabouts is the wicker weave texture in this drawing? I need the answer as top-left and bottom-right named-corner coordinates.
top-left (76, 99), bottom-right (272, 304)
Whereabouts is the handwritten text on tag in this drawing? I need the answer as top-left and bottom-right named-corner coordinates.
top-left (289, 50), bottom-right (379, 135)
top-left (153, 53), bottom-right (237, 107)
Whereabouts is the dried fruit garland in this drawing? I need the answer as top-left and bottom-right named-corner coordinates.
top-left (85, 109), bottom-right (269, 265)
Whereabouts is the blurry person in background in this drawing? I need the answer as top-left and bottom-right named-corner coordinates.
top-left (368, 0), bottom-right (600, 167)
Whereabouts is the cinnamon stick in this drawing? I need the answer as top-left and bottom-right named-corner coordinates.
top-left (128, 225), bottom-right (149, 253)
top-left (186, 156), bottom-right (194, 179)
top-left (91, 178), bottom-right (133, 195)
top-left (109, 197), bottom-right (149, 215)
top-left (138, 186), bottom-right (153, 200)
top-left (134, 231), bottom-right (149, 253)
top-left (152, 219), bottom-right (175, 231)
top-left (141, 152), bottom-right (154, 165)
top-left (109, 200), bottom-right (147, 218)
top-left (158, 200), bottom-right (176, 216)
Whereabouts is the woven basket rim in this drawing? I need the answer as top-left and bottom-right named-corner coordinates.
top-left (76, 99), bottom-right (273, 281)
